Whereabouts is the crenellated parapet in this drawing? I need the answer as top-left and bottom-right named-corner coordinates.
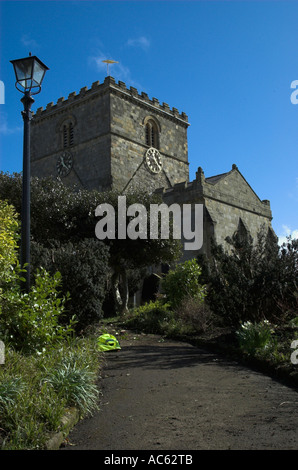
top-left (33, 76), bottom-right (189, 125)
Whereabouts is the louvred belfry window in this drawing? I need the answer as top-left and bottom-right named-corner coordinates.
top-left (62, 121), bottom-right (74, 148)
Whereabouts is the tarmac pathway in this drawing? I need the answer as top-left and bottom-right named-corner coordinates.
top-left (63, 332), bottom-right (298, 451)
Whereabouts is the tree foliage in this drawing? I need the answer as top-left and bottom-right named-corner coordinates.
top-left (93, 189), bottom-right (182, 314)
top-left (0, 200), bottom-right (20, 286)
top-left (0, 172), bottom-right (182, 319)
top-left (199, 229), bottom-right (298, 327)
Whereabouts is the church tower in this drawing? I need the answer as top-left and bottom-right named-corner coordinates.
top-left (30, 76), bottom-right (190, 193)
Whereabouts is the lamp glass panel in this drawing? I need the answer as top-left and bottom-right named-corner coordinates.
top-left (32, 60), bottom-right (46, 87)
top-left (14, 58), bottom-right (33, 81)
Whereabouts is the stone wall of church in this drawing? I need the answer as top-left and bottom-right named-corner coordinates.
top-left (158, 164), bottom-right (274, 259)
top-left (201, 166), bottom-right (273, 248)
top-left (205, 199), bottom-right (272, 248)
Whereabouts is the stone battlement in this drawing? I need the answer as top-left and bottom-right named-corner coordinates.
top-left (34, 76), bottom-right (189, 123)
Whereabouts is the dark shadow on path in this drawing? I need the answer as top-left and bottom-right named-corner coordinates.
top-left (104, 341), bottom-right (247, 374)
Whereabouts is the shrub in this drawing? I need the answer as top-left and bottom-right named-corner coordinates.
top-left (0, 199), bottom-right (75, 353)
top-left (0, 200), bottom-right (20, 287)
top-left (162, 259), bottom-right (206, 309)
top-left (31, 239), bottom-right (110, 329)
top-left (125, 300), bottom-right (172, 334)
top-left (236, 320), bottom-right (275, 356)
top-left (0, 268), bottom-right (75, 354)
top-left (174, 295), bottom-right (213, 334)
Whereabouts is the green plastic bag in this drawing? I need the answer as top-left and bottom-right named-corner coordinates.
top-left (98, 333), bottom-right (121, 352)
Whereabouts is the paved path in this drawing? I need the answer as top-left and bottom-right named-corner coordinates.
top-left (63, 333), bottom-right (298, 450)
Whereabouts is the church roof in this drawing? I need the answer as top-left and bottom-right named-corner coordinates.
top-left (205, 172), bottom-right (229, 184)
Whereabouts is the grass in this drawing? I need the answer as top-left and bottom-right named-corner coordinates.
top-left (0, 335), bottom-right (102, 450)
top-left (42, 362), bottom-right (100, 415)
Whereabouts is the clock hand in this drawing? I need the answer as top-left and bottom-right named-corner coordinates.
top-left (152, 155), bottom-right (161, 168)
top-left (59, 156), bottom-right (69, 169)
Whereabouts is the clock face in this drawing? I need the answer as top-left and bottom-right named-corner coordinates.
top-left (56, 152), bottom-right (73, 177)
top-left (145, 147), bottom-right (162, 174)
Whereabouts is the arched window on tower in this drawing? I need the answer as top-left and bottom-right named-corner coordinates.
top-left (145, 119), bottom-right (159, 149)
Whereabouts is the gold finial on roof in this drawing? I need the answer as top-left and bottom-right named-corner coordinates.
top-left (102, 59), bottom-right (119, 76)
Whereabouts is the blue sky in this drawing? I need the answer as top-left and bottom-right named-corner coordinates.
top-left (0, 0), bottom-right (298, 244)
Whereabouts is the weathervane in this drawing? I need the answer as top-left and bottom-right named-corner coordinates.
top-left (102, 59), bottom-right (119, 76)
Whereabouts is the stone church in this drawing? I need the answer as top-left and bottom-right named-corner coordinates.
top-left (30, 75), bottom-right (275, 258)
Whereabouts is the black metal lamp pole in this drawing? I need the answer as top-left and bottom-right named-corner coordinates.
top-left (20, 91), bottom-right (34, 292)
top-left (10, 54), bottom-right (49, 293)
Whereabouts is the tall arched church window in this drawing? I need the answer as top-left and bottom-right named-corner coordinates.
top-left (145, 119), bottom-right (159, 149)
top-left (236, 218), bottom-right (252, 245)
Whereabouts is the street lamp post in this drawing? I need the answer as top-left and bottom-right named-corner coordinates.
top-left (10, 54), bottom-right (49, 292)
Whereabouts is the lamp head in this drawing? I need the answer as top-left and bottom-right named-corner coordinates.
top-left (10, 53), bottom-right (49, 94)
